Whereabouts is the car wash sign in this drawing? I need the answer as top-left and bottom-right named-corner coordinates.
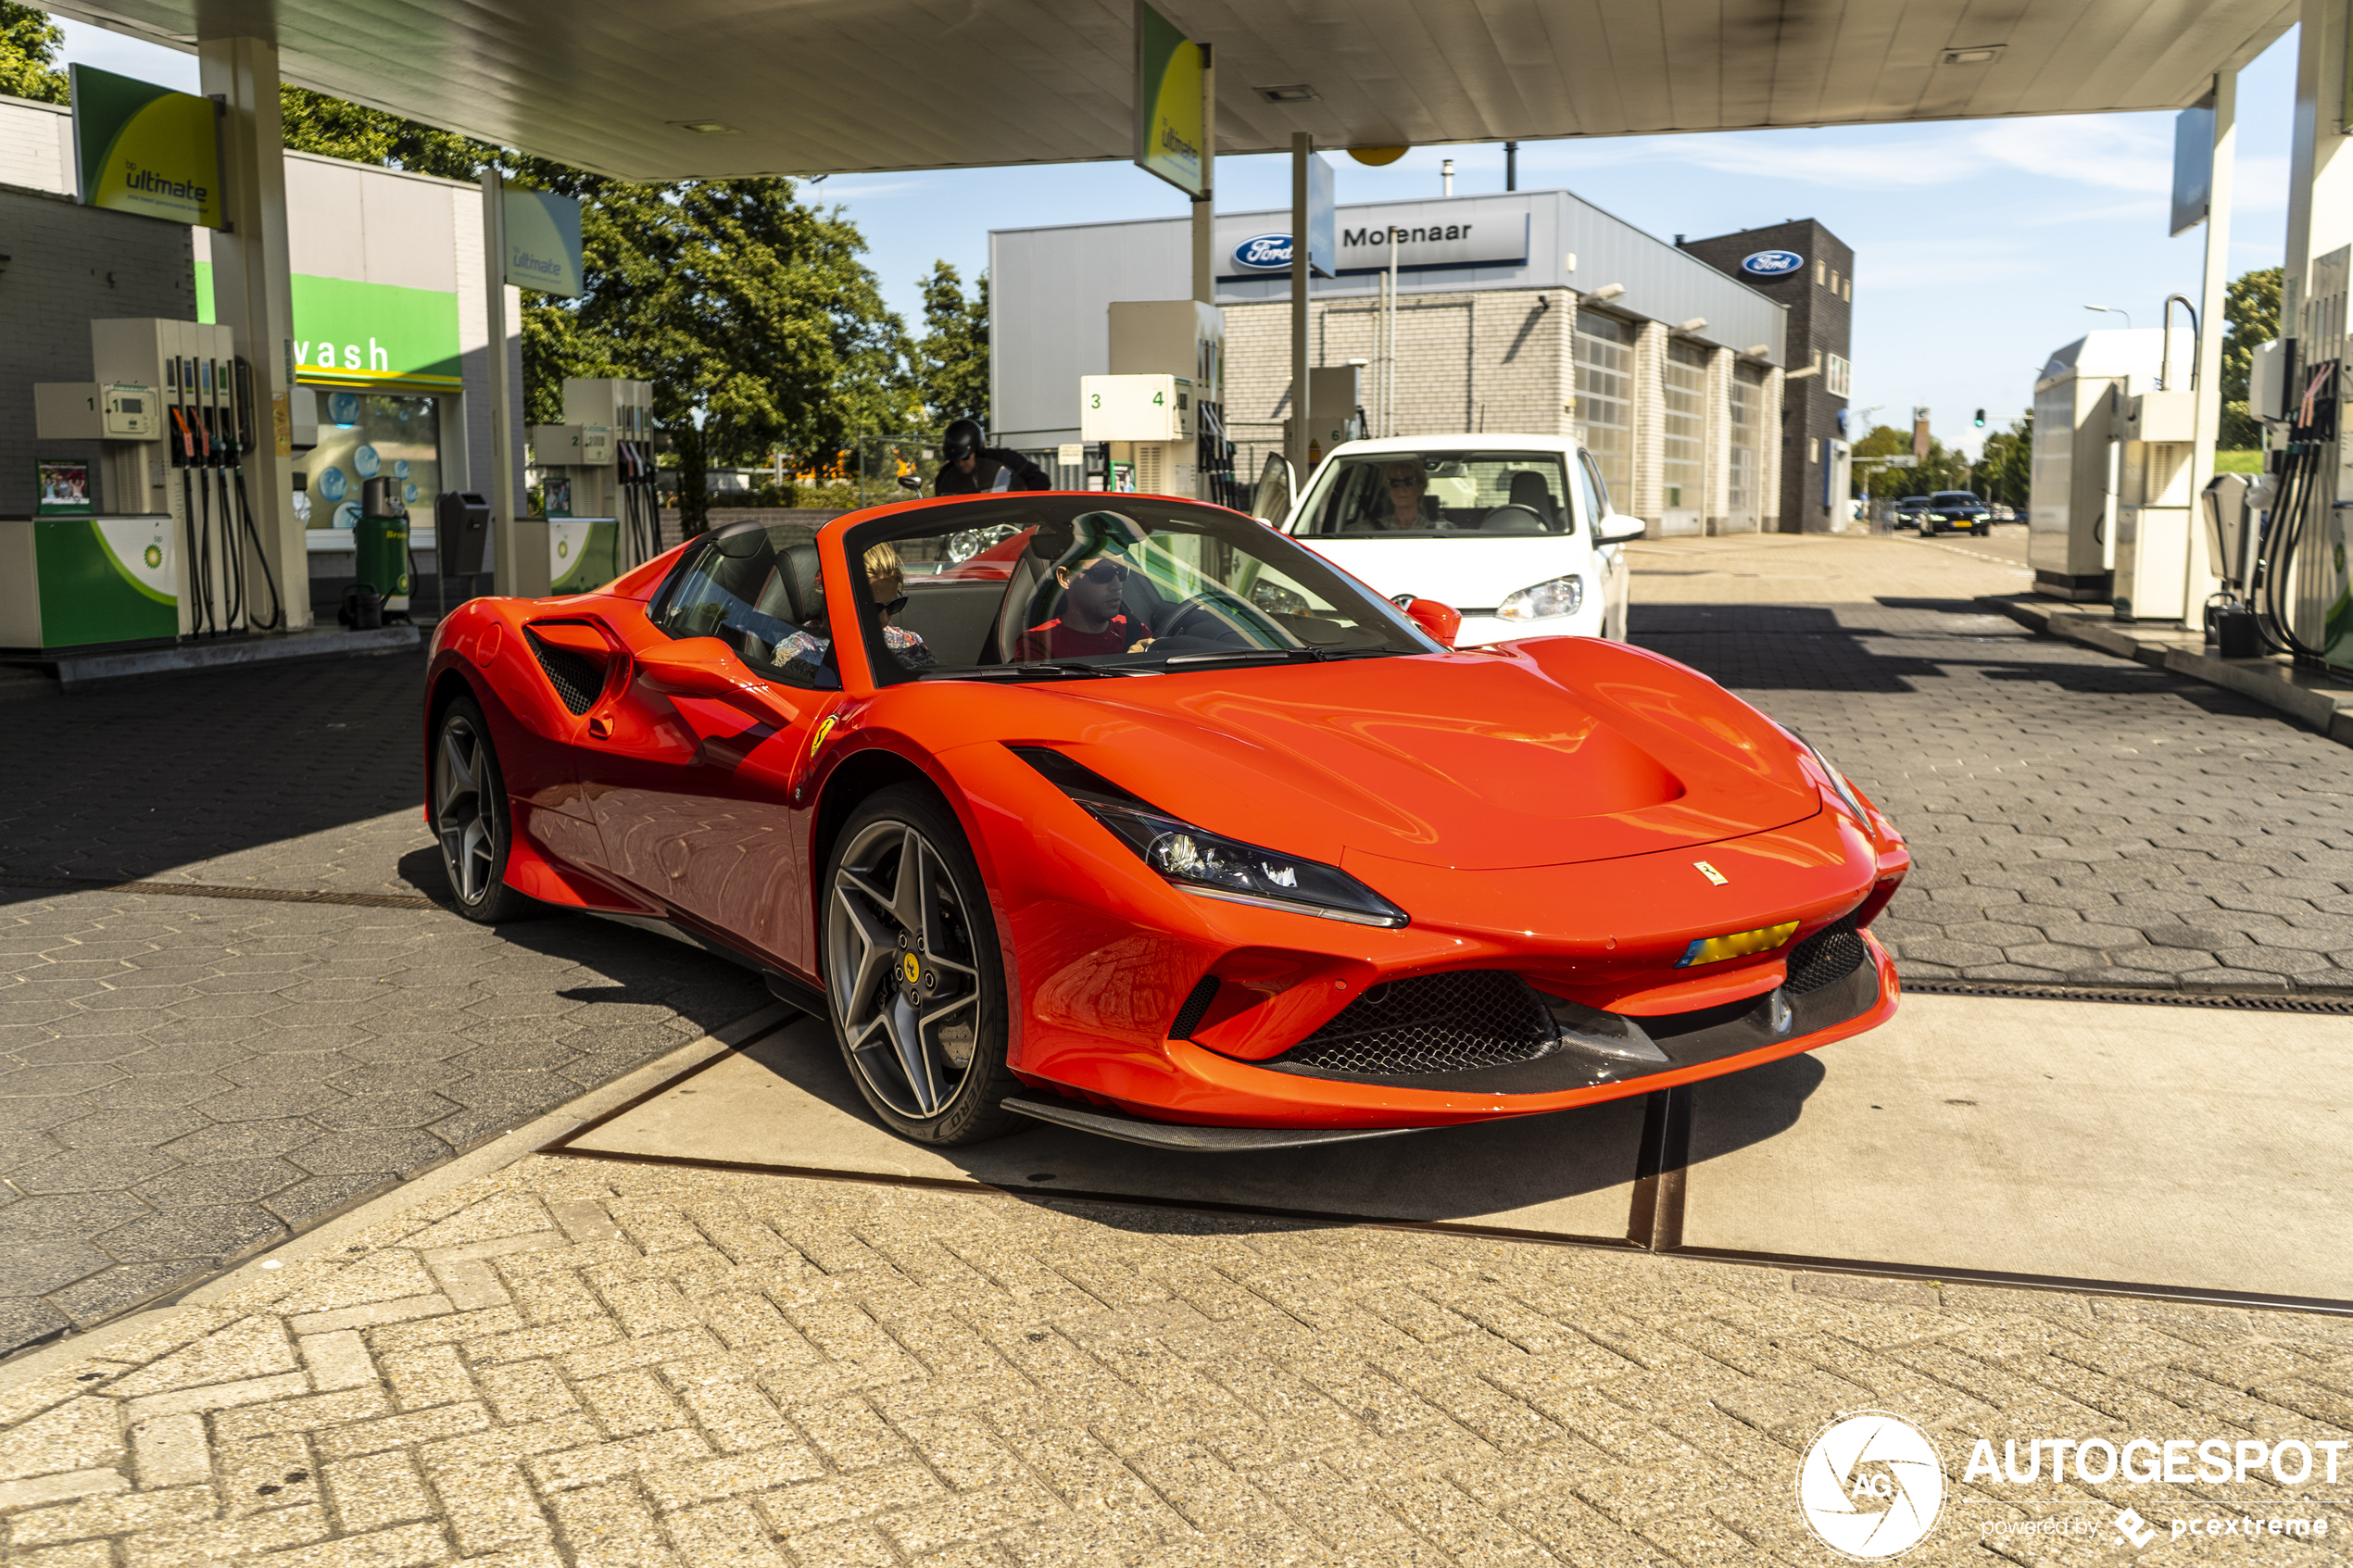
top-left (70, 64), bottom-right (224, 229)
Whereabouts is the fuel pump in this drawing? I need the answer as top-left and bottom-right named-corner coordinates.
top-left (1079, 374), bottom-right (1198, 497)
top-left (2241, 246), bottom-right (2352, 669)
top-left (529, 378), bottom-right (657, 591)
top-left (22, 318), bottom-right (282, 647)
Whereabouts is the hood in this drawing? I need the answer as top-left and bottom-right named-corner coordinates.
top-left (1001, 642), bottom-right (1821, 871)
top-left (1300, 534), bottom-right (1590, 612)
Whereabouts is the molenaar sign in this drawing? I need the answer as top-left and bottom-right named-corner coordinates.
top-left (1220, 201), bottom-right (1529, 278)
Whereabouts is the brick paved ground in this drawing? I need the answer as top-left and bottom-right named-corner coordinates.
top-left (1627, 530), bottom-right (2353, 992)
top-left (0, 1153), bottom-right (2346, 1567)
top-left (0, 659), bottom-right (770, 1357)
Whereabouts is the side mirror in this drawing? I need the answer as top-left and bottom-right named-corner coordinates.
top-left (1252, 452), bottom-right (1296, 526)
top-left (1597, 511), bottom-right (1647, 543)
top-left (635, 637), bottom-right (752, 698)
top-left (1404, 597), bottom-right (1462, 649)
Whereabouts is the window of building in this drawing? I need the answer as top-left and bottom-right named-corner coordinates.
top-left (1826, 354), bottom-right (1852, 397)
top-left (1816, 259), bottom-right (1827, 286)
top-left (1842, 276), bottom-right (1852, 301)
top-left (296, 393), bottom-right (442, 533)
top-left (1573, 312), bottom-right (1633, 507)
top-left (1663, 339), bottom-right (1707, 510)
top-left (1729, 362), bottom-right (1765, 515)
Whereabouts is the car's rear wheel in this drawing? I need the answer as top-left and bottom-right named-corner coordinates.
top-left (430, 695), bottom-right (540, 923)
top-left (823, 785), bottom-right (1021, 1145)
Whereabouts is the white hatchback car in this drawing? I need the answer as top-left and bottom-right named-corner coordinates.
top-left (1277, 436), bottom-right (1644, 646)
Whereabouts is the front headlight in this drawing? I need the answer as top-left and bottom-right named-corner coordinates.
top-left (1497, 574), bottom-right (1584, 621)
top-left (1078, 799), bottom-right (1409, 928)
top-left (1792, 732), bottom-right (1869, 821)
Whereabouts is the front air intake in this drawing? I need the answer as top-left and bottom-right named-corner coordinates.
top-left (1270, 971), bottom-right (1557, 1075)
top-left (1783, 916), bottom-right (1868, 995)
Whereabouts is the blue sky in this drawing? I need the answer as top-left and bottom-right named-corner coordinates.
top-left (60, 19), bottom-right (2296, 458)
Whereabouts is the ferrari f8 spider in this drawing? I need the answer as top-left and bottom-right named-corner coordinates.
top-left (424, 494), bottom-right (1908, 1148)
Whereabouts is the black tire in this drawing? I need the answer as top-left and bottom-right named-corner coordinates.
top-left (822, 784), bottom-right (1022, 1146)
top-left (429, 694), bottom-right (542, 923)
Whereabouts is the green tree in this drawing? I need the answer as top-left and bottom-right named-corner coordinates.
top-left (914, 261), bottom-right (989, 427)
top-left (271, 88), bottom-right (912, 531)
top-left (2220, 266), bottom-right (2281, 450)
top-left (1, 2), bottom-right (68, 104)
top-left (1848, 422), bottom-right (1969, 503)
top-left (554, 181), bottom-right (916, 532)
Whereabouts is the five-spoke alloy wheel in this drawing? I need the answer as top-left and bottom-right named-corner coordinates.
top-left (824, 786), bottom-right (1017, 1144)
top-left (430, 694), bottom-right (536, 923)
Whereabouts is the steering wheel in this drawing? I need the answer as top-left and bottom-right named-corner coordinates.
top-left (1156, 592), bottom-right (1250, 646)
top-left (1477, 504), bottom-right (1550, 534)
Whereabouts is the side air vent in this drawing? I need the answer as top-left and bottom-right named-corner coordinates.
top-left (525, 630), bottom-right (605, 715)
top-left (1784, 916), bottom-right (1868, 995)
top-left (1168, 975), bottom-right (1221, 1040)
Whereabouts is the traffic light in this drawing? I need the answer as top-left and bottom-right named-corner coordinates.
top-left (1973, 408), bottom-right (1986, 428)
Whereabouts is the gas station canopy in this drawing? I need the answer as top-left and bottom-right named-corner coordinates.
top-left (49, 0), bottom-right (2296, 181)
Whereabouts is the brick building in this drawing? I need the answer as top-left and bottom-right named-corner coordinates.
top-left (1678, 220), bottom-right (1856, 533)
top-left (993, 190), bottom-right (1809, 534)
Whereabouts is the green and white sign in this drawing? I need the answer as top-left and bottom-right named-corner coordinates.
top-left (197, 268), bottom-right (462, 390)
top-left (1133, 1), bottom-right (1206, 198)
top-left (70, 64), bottom-right (223, 230)
top-left (35, 517), bottom-right (178, 647)
top-left (503, 188), bottom-right (584, 297)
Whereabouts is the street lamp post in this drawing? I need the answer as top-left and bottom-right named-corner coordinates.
top-left (2084, 304), bottom-right (2133, 330)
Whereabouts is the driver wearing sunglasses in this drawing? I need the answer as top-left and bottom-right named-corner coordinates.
top-left (1013, 554), bottom-right (1153, 660)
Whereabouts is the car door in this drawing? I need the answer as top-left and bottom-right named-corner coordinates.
top-left (578, 530), bottom-right (838, 973)
top-left (1575, 448), bottom-right (1629, 641)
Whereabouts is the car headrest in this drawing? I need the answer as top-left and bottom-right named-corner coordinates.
top-left (1508, 471), bottom-right (1557, 516)
top-left (777, 542), bottom-right (826, 626)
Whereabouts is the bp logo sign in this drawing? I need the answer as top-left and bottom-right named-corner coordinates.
top-left (1232, 233), bottom-right (1294, 271)
top-left (1797, 1411), bottom-right (1945, 1559)
top-left (1742, 248), bottom-right (1806, 277)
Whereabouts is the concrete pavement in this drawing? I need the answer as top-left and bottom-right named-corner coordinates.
top-left (1626, 528), bottom-right (2353, 993)
top-left (0, 1045), bottom-right (2344, 1568)
top-left (0, 657), bottom-right (771, 1357)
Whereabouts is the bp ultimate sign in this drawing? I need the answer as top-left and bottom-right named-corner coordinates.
top-left (1217, 198), bottom-right (1529, 280)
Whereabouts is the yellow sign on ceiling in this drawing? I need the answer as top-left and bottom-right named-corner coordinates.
top-left (1134, 2), bottom-right (1206, 199)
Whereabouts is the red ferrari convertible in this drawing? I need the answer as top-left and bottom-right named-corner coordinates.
top-left (425, 495), bottom-right (1907, 1148)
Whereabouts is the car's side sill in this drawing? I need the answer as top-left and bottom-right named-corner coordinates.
top-left (1000, 1096), bottom-right (1428, 1152)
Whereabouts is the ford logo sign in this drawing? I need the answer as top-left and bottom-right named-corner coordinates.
top-left (1233, 232), bottom-right (1294, 271)
top-left (1741, 249), bottom-right (1805, 277)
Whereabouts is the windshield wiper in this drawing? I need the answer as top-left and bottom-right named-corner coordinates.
top-left (925, 661), bottom-right (1137, 681)
top-left (1161, 646), bottom-right (1395, 667)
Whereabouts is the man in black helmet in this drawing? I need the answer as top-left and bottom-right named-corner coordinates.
top-left (934, 418), bottom-right (1052, 495)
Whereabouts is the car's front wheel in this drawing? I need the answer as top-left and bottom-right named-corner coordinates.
top-left (430, 694), bottom-right (541, 923)
top-left (823, 785), bottom-right (1021, 1146)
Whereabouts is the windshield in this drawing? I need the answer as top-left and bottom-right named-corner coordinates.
top-left (833, 496), bottom-right (1438, 684)
top-left (1899, 496), bottom-right (1931, 507)
top-left (1295, 451), bottom-right (1576, 537)
top-left (1931, 492), bottom-right (1981, 506)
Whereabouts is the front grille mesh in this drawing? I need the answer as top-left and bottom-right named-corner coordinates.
top-left (1785, 916), bottom-right (1868, 995)
top-left (1274, 971), bottom-right (1555, 1075)
top-left (526, 632), bottom-right (604, 716)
